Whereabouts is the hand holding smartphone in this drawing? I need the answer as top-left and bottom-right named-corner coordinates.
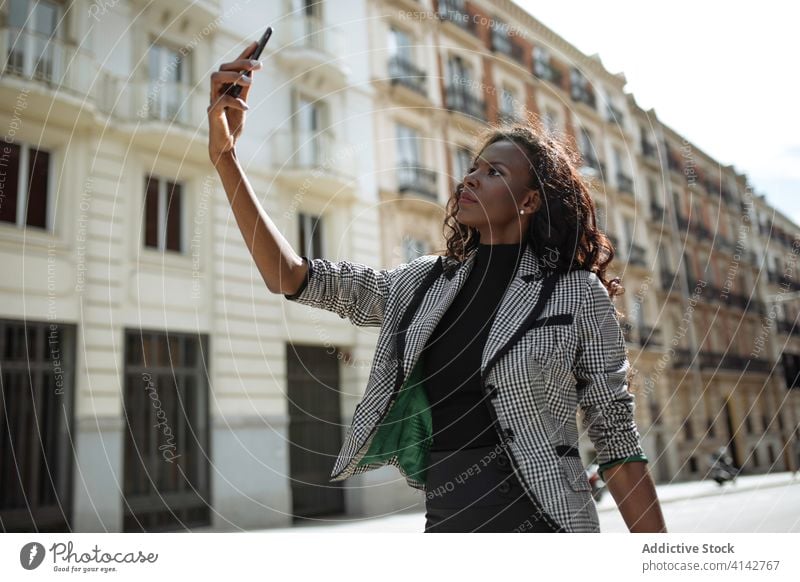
top-left (223, 26), bottom-right (273, 98)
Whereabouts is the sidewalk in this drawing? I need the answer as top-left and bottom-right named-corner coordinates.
top-left (254, 471), bottom-right (800, 533)
top-left (595, 469), bottom-right (799, 512)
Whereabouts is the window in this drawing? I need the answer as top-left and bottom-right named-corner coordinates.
top-left (490, 18), bottom-right (512, 56)
top-left (532, 46), bottom-right (560, 85)
top-left (293, 94), bottom-right (328, 167)
top-left (647, 177), bottom-right (659, 205)
top-left (387, 26), bottom-right (425, 95)
top-left (122, 329), bottom-right (210, 531)
top-left (388, 27), bottom-right (412, 62)
top-left (453, 146), bottom-right (472, 183)
top-left (146, 42), bottom-right (190, 122)
top-left (595, 204), bottom-right (607, 232)
top-left (5, 0), bottom-right (61, 82)
top-left (143, 175), bottom-right (183, 252)
top-left (623, 217), bottom-right (635, 249)
top-left (578, 127), bottom-right (600, 173)
top-left (396, 123), bottom-right (436, 198)
top-left (0, 318), bottom-right (76, 531)
top-left (542, 107), bottom-right (559, 134)
top-left (0, 142), bottom-right (51, 229)
top-left (396, 123), bottom-right (421, 167)
top-left (499, 87), bottom-right (517, 122)
top-left (446, 54), bottom-right (471, 86)
top-left (570, 67), bottom-right (595, 109)
top-left (298, 212), bottom-right (324, 260)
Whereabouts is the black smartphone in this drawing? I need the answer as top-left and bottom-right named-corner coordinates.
top-left (224, 26), bottom-right (273, 99)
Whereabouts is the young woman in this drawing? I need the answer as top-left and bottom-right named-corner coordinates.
top-left (208, 42), bottom-right (667, 533)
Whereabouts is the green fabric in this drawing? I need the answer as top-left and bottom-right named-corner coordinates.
top-left (598, 454), bottom-right (649, 481)
top-left (356, 356), bottom-right (433, 482)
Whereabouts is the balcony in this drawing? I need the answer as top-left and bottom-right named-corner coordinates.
top-left (491, 30), bottom-right (525, 64)
top-left (0, 27), bottom-right (96, 121)
top-left (274, 14), bottom-right (348, 86)
top-left (270, 130), bottom-right (357, 193)
top-left (397, 163), bottom-right (438, 200)
top-left (95, 73), bottom-right (208, 152)
top-left (650, 202), bottom-right (665, 221)
top-left (672, 348), bottom-right (693, 369)
top-left (437, 0), bottom-right (478, 35)
top-left (628, 244), bottom-right (648, 267)
top-left (664, 143), bottom-right (683, 175)
top-left (698, 351), bottom-right (771, 374)
top-left (691, 222), bottom-right (713, 242)
top-left (607, 104), bottom-right (624, 124)
top-left (387, 55), bottom-right (427, 97)
top-left (638, 326), bottom-right (662, 349)
top-left (777, 319), bottom-right (800, 337)
top-left (616, 172), bottom-right (634, 195)
top-left (445, 84), bottom-right (486, 120)
top-left (641, 140), bottom-right (658, 159)
top-left (659, 268), bottom-right (677, 292)
top-left (571, 85), bottom-right (596, 109)
top-left (533, 61), bottom-right (564, 89)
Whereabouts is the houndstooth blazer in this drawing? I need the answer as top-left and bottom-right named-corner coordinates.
top-left (283, 243), bottom-right (648, 532)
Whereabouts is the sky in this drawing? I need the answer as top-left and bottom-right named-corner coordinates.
top-left (515, 0), bottom-right (800, 224)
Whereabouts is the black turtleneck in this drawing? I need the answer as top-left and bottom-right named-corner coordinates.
top-left (420, 240), bottom-right (526, 451)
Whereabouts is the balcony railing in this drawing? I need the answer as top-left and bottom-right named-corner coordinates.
top-left (672, 348), bottom-right (693, 369)
top-left (699, 351), bottom-right (771, 373)
top-left (96, 74), bottom-right (207, 128)
top-left (628, 244), bottom-right (647, 267)
top-left (387, 55), bottom-right (427, 96)
top-left (571, 85), bottom-right (596, 109)
top-left (607, 104), bottom-right (624, 124)
top-left (491, 30), bottom-right (524, 63)
top-left (659, 268), bottom-right (677, 291)
top-left (397, 162), bottom-right (438, 200)
top-left (270, 130), bottom-right (357, 179)
top-left (280, 14), bottom-right (344, 58)
top-left (641, 140), bottom-right (658, 159)
top-left (650, 203), bottom-right (665, 221)
top-left (777, 319), bottom-right (800, 337)
top-left (638, 326), bottom-right (662, 349)
top-left (1, 27), bottom-right (94, 98)
top-left (616, 172), bottom-right (634, 195)
top-left (533, 61), bottom-right (563, 88)
top-left (445, 84), bottom-right (486, 120)
top-left (437, 0), bottom-right (477, 34)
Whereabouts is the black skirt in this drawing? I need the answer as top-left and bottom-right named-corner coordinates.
top-left (423, 444), bottom-right (557, 533)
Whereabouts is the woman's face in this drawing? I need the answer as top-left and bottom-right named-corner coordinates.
top-left (456, 140), bottom-right (540, 244)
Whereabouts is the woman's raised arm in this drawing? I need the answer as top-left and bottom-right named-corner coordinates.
top-left (207, 41), bottom-right (307, 296)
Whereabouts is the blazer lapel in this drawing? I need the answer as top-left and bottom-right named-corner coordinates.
top-left (398, 244), bottom-right (551, 385)
top-left (480, 245), bottom-right (551, 384)
top-left (397, 250), bottom-right (477, 378)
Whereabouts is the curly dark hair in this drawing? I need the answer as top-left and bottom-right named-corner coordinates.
top-left (435, 120), bottom-right (624, 300)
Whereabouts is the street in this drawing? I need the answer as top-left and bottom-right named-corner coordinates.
top-left (257, 472), bottom-right (800, 533)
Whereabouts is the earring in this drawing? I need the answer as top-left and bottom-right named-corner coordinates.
top-left (519, 210), bottom-right (524, 214)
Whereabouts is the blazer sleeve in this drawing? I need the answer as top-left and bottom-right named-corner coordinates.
top-left (573, 271), bottom-right (648, 478)
top-left (283, 256), bottom-right (414, 328)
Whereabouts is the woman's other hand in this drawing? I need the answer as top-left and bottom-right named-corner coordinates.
top-left (207, 41), bottom-right (263, 165)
